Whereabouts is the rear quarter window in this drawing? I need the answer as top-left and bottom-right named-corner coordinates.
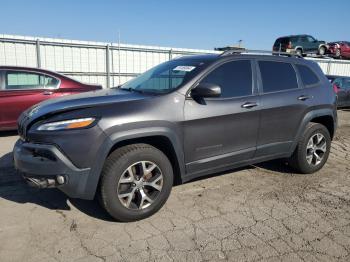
top-left (258, 61), bottom-right (298, 93)
top-left (296, 64), bottom-right (320, 86)
top-left (274, 38), bottom-right (289, 46)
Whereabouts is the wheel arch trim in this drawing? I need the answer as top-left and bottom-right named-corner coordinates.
top-left (290, 108), bottom-right (336, 155)
top-left (83, 127), bottom-right (185, 200)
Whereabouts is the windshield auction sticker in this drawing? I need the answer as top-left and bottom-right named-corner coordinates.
top-left (173, 66), bottom-right (196, 72)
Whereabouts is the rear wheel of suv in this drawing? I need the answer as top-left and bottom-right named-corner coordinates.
top-left (288, 123), bottom-right (331, 174)
top-left (296, 48), bottom-right (303, 57)
top-left (318, 46), bottom-right (326, 56)
top-left (99, 144), bottom-right (173, 222)
top-left (335, 49), bottom-right (342, 59)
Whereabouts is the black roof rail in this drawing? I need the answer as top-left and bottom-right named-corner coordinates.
top-left (220, 49), bottom-right (303, 58)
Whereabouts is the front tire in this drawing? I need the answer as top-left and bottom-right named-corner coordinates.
top-left (99, 144), bottom-right (173, 222)
top-left (288, 123), bottom-right (331, 174)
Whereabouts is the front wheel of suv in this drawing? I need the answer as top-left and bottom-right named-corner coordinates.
top-left (288, 123), bottom-right (331, 174)
top-left (99, 144), bottom-right (174, 222)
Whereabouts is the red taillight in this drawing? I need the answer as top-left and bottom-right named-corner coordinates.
top-left (333, 84), bottom-right (339, 94)
top-left (287, 41), bottom-right (292, 49)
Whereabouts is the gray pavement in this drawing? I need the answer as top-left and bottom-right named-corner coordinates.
top-left (0, 111), bottom-right (350, 262)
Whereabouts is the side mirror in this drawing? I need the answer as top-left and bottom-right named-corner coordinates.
top-left (191, 83), bottom-right (221, 98)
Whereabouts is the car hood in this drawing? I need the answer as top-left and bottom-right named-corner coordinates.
top-left (24, 88), bottom-right (151, 121)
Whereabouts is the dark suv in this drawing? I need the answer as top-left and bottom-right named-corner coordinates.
top-left (273, 35), bottom-right (328, 56)
top-left (14, 52), bottom-right (337, 221)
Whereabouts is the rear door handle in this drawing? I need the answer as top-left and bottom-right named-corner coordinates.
top-left (241, 102), bottom-right (258, 109)
top-left (298, 95), bottom-right (312, 101)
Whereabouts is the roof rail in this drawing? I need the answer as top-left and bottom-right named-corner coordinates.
top-left (220, 49), bottom-right (303, 58)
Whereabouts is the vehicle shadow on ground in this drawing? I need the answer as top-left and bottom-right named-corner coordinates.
top-left (0, 130), bottom-right (18, 137)
top-left (0, 151), bottom-right (294, 222)
top-left (0, 152), bottom-right (115, 221)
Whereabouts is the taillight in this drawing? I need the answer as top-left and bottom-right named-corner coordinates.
top-left (287, 41), bottom-right (292, 49)
top-left (333, 84), bottom-right (339, 94)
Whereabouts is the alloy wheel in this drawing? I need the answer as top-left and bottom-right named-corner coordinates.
top-left (117, 161), bottom-right (163, 210)
top-left (306, 133), bottom-right (327, 166)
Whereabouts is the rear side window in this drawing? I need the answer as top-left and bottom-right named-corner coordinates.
top-left (274, 38), bottom-right (289, 47)
top-left (296, 64), bottom-right (319, 86)
top-left (259, 61), bottom-right (298, 93)
top-left (200, 60), bottom-right (252, 98)
top-left (5, 71), bottom-right (59, 90)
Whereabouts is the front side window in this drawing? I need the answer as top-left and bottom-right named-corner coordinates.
top-left (5, 71), bottom-right (59, 90)
top-left (296, 64), bottom-right (319, 86)
top-left (307, 36), bottom-right (316, 42)
top-left (259, 61), bottom-right (298, 93)
top-left (199, 60), bottom-right (253, 98)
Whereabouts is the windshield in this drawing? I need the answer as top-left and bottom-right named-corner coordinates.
top-left (120, 58), bottom-right (209, 94)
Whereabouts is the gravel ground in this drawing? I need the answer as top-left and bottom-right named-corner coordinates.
top-left (0, 110), bottom-right (349, 262)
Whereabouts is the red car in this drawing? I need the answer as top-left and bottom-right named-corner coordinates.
top-left (327, 41), bottom-right (350, 59)
top-left (0, 66), bottom-right (102, 131)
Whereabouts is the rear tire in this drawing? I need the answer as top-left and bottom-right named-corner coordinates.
top-left (318, 46), bottom-right (326, 56)
top-left (335, 48), bottom-right (342, 59)
top-left (99, 144), bottom-right (173, 222)
top-left (288, 123), bottom-right (331, 174)
top-left (296, 48), bottom-right (303, 57)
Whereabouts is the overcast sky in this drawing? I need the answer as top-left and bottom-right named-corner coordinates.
top-left (1, 0), bottom-right (349, 50)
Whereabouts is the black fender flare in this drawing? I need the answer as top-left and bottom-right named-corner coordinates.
top-left (289, 108), bottom-right (336, 155)
top-left (83, 127), bottom-right (184, 200)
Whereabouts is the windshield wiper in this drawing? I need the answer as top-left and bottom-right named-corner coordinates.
top-left (120, 87), bottom-right (145, 94)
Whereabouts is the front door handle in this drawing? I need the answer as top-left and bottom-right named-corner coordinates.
top-left (241, 102), bottom-right (258, 109)
top-left (43, 91), bottom-right (53, 95)
top-left (298, 95), bottom-right (312, 101)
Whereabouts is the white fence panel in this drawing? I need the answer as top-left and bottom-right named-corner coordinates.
top-left (1, 34), bottom-right (350, 88)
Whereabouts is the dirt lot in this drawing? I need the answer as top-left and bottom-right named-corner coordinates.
top-left (0, 110), bottom-right (349, 262)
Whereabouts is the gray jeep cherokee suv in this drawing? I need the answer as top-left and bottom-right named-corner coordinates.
top-left (14, 51), bottom-right (337, 221)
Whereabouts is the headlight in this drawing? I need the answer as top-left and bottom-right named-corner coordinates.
top-left (37, 117), bottom-right (96, 131)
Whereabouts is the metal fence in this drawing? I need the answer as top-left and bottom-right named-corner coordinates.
top-left (0, 34), bottom-right (219, 88)
top-left (1, 34), bottom-right (350, 88)
top-left (305, 57), bottom-right (350, 77)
